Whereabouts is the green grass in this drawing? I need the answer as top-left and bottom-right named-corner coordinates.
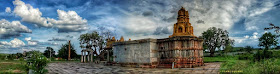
top-left (0, 60), bottom-right (27, 74)
top-left (204, 56), bottom-right (280, 74)
top-left (203, 56), bottom-right (238, 63)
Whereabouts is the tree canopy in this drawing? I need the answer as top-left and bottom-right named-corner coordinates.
top-left (79, 30), bottom-right (114, 57)
top-left (202, 27), bottom-right (234, 57)
top-left (57, 42), bottom-right (78, 59)
top-left (259, 32), bottom-right (278, 50)
top-left (43, 47), bottom-right (56, 58)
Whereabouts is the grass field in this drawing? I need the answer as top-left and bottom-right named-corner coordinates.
top-left (204, 56), bottom-right (280, 73)
top-left (0, 60), bottom-right (27, 74)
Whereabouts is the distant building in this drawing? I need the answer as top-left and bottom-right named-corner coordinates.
top-left (111, 7), bottom-right (204, 68)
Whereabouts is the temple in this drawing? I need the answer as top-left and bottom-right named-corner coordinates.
top-left (85, 7), bottom-right (204, 68)
top-left (170, 7), bottom-right (194, 37)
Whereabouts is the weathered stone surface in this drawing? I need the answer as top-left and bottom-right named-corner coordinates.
top-left (113, 38), bottom-right (157, 64)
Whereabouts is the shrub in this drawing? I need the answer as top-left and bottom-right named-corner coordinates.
top-left (260, 59), bottom-right (280, 74)
top-left (26, 51), bottom-right (49, 74)
top-left (0, 54), bottom-right (5, 60)
top-left (238, 53), bottom-right (253, 60)
top-left (253, 50), bottom-right (273, 61)
top-left (272, 50), bottom-right (280, 58)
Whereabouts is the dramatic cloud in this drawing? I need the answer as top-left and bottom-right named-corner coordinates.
top-left (0, 19), bottom-right (32, 39)
top-left (153, 27), bottom-right (170, 35)
top-left (47, 10), bottom-right (88, 32)
top-left (13, 0), bottom-right (53, 27)
top-left (0, 38), bottom-right (25, 48)
top-left (12, 0), bottom-right (88, 32)
top-left (5, 7), bottom-right (11, 13)
top-left (1, 0), bottom-right (279, 54)
top-left (196, 20), bottom-right (205, 24)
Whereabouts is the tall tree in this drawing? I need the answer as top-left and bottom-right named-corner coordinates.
top-left (79, 31), bottom-right (101, 56)
top-left (57, 42), bottom-right (78, 59)
top-left (79, 30), bottom-right (114, 57)
top-left (202, 27), bottom-right (234, 57)
top-left (43, 47), bottom-right (56, 58)
top-left (259, 32), bottom-right (278, 50)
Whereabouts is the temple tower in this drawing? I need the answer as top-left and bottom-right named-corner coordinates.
top-left (170, 7), bottom-right (194, 37)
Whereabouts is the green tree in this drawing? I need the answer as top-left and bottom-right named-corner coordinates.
top-left (244, 46), bottom-right (254, 54)
top-left (79, 31), bottom-right (105, 56)
top-left (202, 27), bottom-right (234, 57)
top-left (43, 47), bottom-right (56, 58)
top-left (57, 42), bottom-right (78, 59)
top-left (259, 32), bottom-right (278, 50)
top-left (258, 32), bottom-right (278, 60)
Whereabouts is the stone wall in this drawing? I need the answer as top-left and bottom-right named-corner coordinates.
top-left (113, 38), bottom-right (157, 64)
top-left (157, 36), bottom-right (204, 68)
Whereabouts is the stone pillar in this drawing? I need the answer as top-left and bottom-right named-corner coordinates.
top-left (87, 52), bottom-right (90, 62)
top-left (107, 50), bottom-right (109, 62)
top-left (83, 51), bottom-right (86, 62)
top-left (91, 52), bottom-right (93, 62)
top-left (81, 51), bottom-right (83, 63)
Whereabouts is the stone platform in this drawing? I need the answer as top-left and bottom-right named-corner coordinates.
top-left (46, 62), bottom-right (221, 74)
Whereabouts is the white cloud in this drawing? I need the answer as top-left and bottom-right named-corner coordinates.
top-left (5, 7), bottom-right (11, 13)
top-left (12, 0), bottom-right (88, 32)
top-left (244, 35), bottom-right (249, 39)
top-left (47, 10), bottom-right (88, 32)
top-left (231, 32), bottom-right (260, 47)
top-left (13, 0), bottom-right (52, 27)
top-left (0, 19), bottom-right (32, 39)
top-left (24, 37), bottom-right (31, 41)
top-left (248, 2), bottom-right (274, 17)
top-left (25, 37), bottom-right (37, 45)
top-left (250, 32), bottom-right (258, 39)
top-left (0, 38), bottom-right (25, 48)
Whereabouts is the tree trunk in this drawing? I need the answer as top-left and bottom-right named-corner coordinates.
top-left (210, 48), bottom-right (215, 57)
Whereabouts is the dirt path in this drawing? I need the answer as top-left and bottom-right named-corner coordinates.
top-left (46, 62), bottom-right (221, 74)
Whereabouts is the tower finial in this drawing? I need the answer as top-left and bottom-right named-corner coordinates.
top-left (180, 6), bottom-right (185, 10)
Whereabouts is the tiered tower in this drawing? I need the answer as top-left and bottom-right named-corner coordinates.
top-left (170, 7), bottom-right (194, 37)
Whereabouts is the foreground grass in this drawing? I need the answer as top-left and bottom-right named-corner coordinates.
top-left (204, 56), bottom-right (280, 74)
top-left (0, 60), bottom-right (27, 74)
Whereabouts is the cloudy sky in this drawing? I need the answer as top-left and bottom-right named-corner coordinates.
top-left (1, 0), bottom-right (280, 54)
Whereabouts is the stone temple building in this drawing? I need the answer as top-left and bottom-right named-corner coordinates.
top-left (110, 7), bottom-right (204, 68)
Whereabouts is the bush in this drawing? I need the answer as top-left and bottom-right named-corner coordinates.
top-left (260, 59), bottom-right (280, 74)
top-left (238, 53), bottom-right (253, 60)
top-left (26, 51), bottom-right (49, 74)
top-left (272, 50), bottom-right (280, 58)
top-left (0, 54), bottom-right (5, 60)
top-left (253, 50), bottom-right (273, 61)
